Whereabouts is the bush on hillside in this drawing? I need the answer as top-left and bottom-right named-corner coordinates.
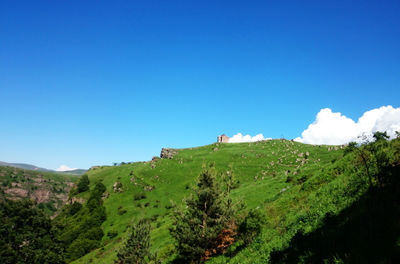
top-left (134, 192), bottom-right (146, 201)
top-left (77, 174), bottom-right (90, 193)
top-left (238, 209), bottom-right (266, 245)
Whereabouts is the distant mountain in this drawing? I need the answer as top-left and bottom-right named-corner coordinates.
top-left (58, 169), bottom-right (87, 175)
top-left (0, 161), bottom-right (52, 172)
top-left (0, 161), bottom-right (86, 175)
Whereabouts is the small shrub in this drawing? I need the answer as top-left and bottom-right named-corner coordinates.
top-left (133, 193), bottom-right (146, 201)
top-left (239, 209), bottom-right (265, 245)
top-left (286, 176), bottom-right (293, 183)
top-left (107, 230), bottom-right (118, 239)
top-left (69, 202), bottom-right (82, 215)
top-left (150, 214), bottom-right (159, 221)
top-left (118, 207), bottom-right (127, 215)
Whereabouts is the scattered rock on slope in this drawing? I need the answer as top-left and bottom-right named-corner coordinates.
top-left (113, 182), bottom-right (123, 193)
top-left (160, 148), bottom-right (178, 159)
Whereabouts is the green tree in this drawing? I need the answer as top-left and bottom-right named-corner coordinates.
top-left (350, 131), bottom-right (396, 188)
top-left (369, 131), bottom-right (394, 187)
top-left (76, 174), bottom-right (90, 193)
top-left (0, 199), bottom-right (65, 264)
top-left (373, 131), bottom-right (389, 142)
top-left (116, 218), bottom-right (158, 264)
top-left (54, 181), bottom-right (107, 262)
top-left (170, 165), bottom-right (230, 263)
top-left (238, 209), bottom-right (265, 245)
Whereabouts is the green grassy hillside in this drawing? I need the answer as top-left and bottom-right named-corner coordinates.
top-left (56, 136), bottom-right (400, 263)
top-left (66, 139), bottom-right (349, 263)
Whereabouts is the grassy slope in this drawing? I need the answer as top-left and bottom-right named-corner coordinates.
top-left (72, 139), bottom-right (345, 263)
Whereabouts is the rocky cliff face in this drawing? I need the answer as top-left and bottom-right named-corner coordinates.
top-left (0, 166), bottom-right (76, 215)
top-left (160, 148), bottom-right (178, 159)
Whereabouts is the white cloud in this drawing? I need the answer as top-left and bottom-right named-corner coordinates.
top-left (56, 165), bottom-right (78, 171)
top-left (228, 133), bottom-right (271, 143)
top-left (295, 105), bottom-right (400, 145)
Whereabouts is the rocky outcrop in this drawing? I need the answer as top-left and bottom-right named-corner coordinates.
top-left (144, 185), bottom-right (155, 192)
top-left (32, 189), bottom-right (52, 203)
top-left (160, 148), bottom-right (178, 159)
top-left (113, 182), bottom-right (123, 192)
top-left (0, 166), bottom-right (75, 216)
top-left (4, 188), bottom-right (29, 198)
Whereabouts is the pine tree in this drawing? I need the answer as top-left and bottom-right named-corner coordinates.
top-left (170, 164), bottom-right (228, 263)
top-left (116, 218), bottom-right (155, 264)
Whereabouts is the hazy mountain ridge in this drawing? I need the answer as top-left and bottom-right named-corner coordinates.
top-left (0, 161), bottom-right (87, 175)
top-left (0, 161), bottom-right (52, 172)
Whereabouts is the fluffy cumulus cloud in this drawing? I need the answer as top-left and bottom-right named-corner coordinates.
top-left (56, 165), bottom-right (78, 171)
top-left (295, 105), bottom-right (400, 145)
top-left (228, 133), bottom-right (271, 143)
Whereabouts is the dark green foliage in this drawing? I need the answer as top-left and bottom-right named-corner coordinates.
top-left (170, 165), bottom-right (234, 263)
top-left (373, 131), bottom-right (390, 141)
top-left (118, 206), bottom-right (127, 215)
top-left (270, 180), bottom-right (400, 264)
top-left (53, 181), bottom-right (107, 262)
top-left (77, 174), bottom-right (90, 193)
top-left (87, 181), bottom-right (107, 212)
top-left (116, 218), bottom-right (158, 264)
top-left (0, 199), bottom-right (65, 264)
top-left (270, 133), bottom-right (400, 264)
top-left (165, 204), bottom-right (173, 210)
top-left (134, 193), bottom-right (146, 201)
top-left (350, 131), bottom-right (398, 188)
top-left (238, 209), bottom-right (265, 245)
top-left (107, 230), bottom-right (118, 239)
top-left (67, 239), bottom-right (100, 262)
top-left (38, 201), bottom-right (57, 213)
top-left (68, 202), bottom-right (83, 215)
top-left (344, 141), bottom-right (358, 155)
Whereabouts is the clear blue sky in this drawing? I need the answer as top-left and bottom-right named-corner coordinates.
top-left (1, 0), bottom-right (399, 169)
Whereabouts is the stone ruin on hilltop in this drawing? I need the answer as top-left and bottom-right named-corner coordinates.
top-left (160, 148), bottom-right (178, 159)
top-left (217, 134), bottom-right (229, 143)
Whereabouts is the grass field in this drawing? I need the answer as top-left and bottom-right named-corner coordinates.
top-left (70, 139), bottom-right (350, 263)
